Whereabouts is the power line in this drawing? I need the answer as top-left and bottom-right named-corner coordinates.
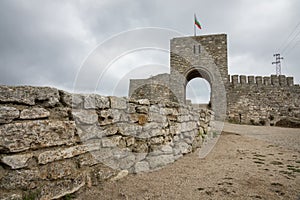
top-left (284, 39), bottom-right (300, 55)
top-left (272, 53), bottom-right (283, 75)
top-left (278, 20), bottom-right (300, 52)
top-left (282, 28), bottom-right (300, 54)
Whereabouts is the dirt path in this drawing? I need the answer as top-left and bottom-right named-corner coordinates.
top-left (76, 124), bottom-right (300, 200)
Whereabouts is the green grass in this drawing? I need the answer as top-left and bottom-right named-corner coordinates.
top-left (22, 190), bottom-right (40, 200)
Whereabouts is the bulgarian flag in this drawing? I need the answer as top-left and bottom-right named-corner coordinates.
top-left (194, 14), bottom-right (202, 29)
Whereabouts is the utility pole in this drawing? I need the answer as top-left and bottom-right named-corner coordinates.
top-left (272, 53), bottom-right (284, 75)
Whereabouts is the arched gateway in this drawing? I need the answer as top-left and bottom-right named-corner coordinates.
top-left (129, 34), bottom-right (228, 116)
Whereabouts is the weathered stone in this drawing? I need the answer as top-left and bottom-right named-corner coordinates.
top-left (99, 109), bottom-right (127, 125)
top-left (175, 141), bottom-right (192, 154)
top-left (125, 137), bottom-right (135, 147)
top-left (134, 161), bottom-right (150, 173)
top-left (87, 164), bottom-right (117, 186)
top-left (77, 125), bottom-right (105, 141)
top-left (149, 128), bottom-right (166, 137)
top-left (119, 155), bottom-right (136, 169)
top-left (20, 107), bottom-right (50, 119)
top-left (149, 144), bottom-right (173, 156)
top-left (0, 120), bottom-right (76, 153)
top-left (150, 136), bottom-right (164, 145)
top-left (132, 142), bottom-right (148, 153)
top-left (1, 153), bottom-right (33, 169)
top-left (103, 126), bottom-right (119, 136)
top-left (40, 173), bottom-right (85, 200)
top-left (91, 148), bottom-right (114, 163)
top-left (181, 121), bottom-right (197, 132)
top-left (0, 193), bottom-right (22, 200)
top-left (109, 96), bottom-right (127, 109)
top-left (0, 169), bottom-right (39, 190)
top-left (0, 86), bottom-right (59, 106)
top-left (84, 94), bottom-right (110, 109)
top-left (0, 106), bottom-right (19, 124)
top-left (136, 106), bottom-right (149, 114)
top-left (72, 109), bottom-right (98, 124)
top-left (39, 160), bottom-right (76, 180)
top-left (137, 99), bottom-right (150, 105)
top-left (101, 136), bottom-right (121, 148)
top-left (38, 143), bottom-right (101, 165)
top-left (142, 122), bottom-right (159, 131)
top-left (110, 170), bottom-right (128, 181)
top-left (147, 154), bottom-right (174, 169)
top-left (118, 123), bottom-right (142, 136)
top-left (148, 112), bottom-right (167, 123)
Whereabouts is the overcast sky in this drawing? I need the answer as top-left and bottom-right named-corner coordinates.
top-left (0, 0), bottom-right (299, 103)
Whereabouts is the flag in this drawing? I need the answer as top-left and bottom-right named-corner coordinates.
top-left (194, 14), bottom-right (202, 29)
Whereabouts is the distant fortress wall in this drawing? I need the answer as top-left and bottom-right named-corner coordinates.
top-left (226, 74), bottom-right (300, 126)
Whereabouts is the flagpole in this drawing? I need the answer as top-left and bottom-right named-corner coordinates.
top-left (194, 14), bottom-right (196, 36)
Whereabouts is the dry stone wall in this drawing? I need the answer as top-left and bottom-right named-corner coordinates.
top-left (0, 85), bottom-right (213, 200)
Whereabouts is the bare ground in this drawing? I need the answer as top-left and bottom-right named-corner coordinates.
top-left (75, 123), bottom-right (300, 200)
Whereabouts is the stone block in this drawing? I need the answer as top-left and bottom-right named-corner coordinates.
top-left (248, 76), bottom-right (255, 84)
top-left (39, 160), bottom-right (76, 180)
top-left (20, 108), bottom-right (50, 119)
top-left (84, 94), bottom-right (110, 109)
top-left (0, 86), bottom-right (59, 107)
top-left (117, 123), bottom-right (142, 136)
top-left (0, 169), bottom-right (39, 190)
top-left (1, 153), bottom-right (33, 169)
top-left (38, 143), bottom-right (101, 165)
top-left (240, 75), bottom-right (246, 84)
top-left (134, 161), bottom-right (150, 173)
top-left (147, 154), bottom-right (174, 169)
top-left (136, 106), bottom-right (149, 114)
top-left (0, 120), bottom-right (76, 153)
top-left (174, 141), bottom-right (191, 154)
top-left (119, 155), bottom-right (136, 169)
top-left (109, 96), bottom-right (127, 109)
top-left (137, 99), bottom-right (150, 105)
top-left (39, 173), bottom-right (85, 200)
top-left (72, 109), bottom-right (98, 125)
top-left (255, 76), bottom-right (262, 85)
top-left (0, 106), bottom-right (19, 124)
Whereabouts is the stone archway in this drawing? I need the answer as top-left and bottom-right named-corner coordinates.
top-left (184, 67), bottom-right (213, 105)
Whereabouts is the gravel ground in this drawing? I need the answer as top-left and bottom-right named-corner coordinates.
top-left (75, 123), bottom-right (300, 200)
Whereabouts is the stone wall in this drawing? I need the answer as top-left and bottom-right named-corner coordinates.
top-left (227, 75), bottom-right (300, 126)
top-left (0, 85), bottom-right (213, 200)
top-left (128, 34), bottom-right (300, 127)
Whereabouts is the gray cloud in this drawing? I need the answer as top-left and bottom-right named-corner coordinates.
top-left (0, 0), bottom-right (299, 103)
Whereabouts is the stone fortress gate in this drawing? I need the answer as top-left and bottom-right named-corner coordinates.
top-left (129, 34), bottom-right (300, 126)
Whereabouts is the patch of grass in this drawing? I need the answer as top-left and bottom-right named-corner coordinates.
top-left (270, 161), bottom-right (283, 165)
top-left (22, 190), bottom-right (40, 200)
top-left (63, 194), bottom-right (73, 200)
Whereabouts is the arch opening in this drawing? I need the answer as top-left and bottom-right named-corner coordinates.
top-left (186, 78), bottom-right (211, 106)
top-left (184, 68), bottom-right (212, 107)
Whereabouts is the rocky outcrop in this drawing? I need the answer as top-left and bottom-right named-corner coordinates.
top-left (0, 85), bottom-right (213, 200)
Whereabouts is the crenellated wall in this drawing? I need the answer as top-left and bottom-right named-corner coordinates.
top-left (227, 75), bottom-right (300, 126)
top-left (0, 85), bottom-right (213, 200)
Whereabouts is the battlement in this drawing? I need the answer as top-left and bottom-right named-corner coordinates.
top-left (228, 74), bottom-right (295, 87)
